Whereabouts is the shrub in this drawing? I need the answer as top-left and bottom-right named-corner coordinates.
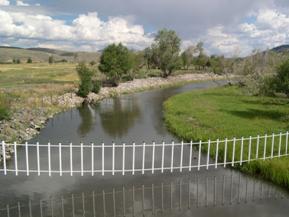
top-left (0, 94), bottom-right (10, 121)
top-left (92, 80), bottom-right (101, 94)
top-left (27, 57), bottom-right (32, 63)
top-left (76, 63), bottom-right (94, 97)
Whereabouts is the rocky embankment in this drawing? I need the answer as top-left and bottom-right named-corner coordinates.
top-left (0, 73), bottom-right (224, 161)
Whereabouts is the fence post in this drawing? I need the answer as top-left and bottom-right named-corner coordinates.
top-left (180, 141), bottom-right (184, 172)
top-left (25, 142), bottom-right (29, 176)
top-left (271, 133), bottom-right (275, 159)
top-left (189, 141), bottom-right (193, 171)
top-left (70, 142), bottom-right (73, 176)
top-left (263, 134), bottom-right (267, 160)
top-left (215, 139), bottom-right (219, 169)
top-left (240, 137), bottom-right (244, 166)
top-left (36, 142), bottom-right (40, 176)
top-left (142, 142), bottom-right (146, 175)
top-left (248, 136), bottom-right (252, 162)
top-left (206, 140), bottom-right (211, 170)
top-left (102, 142), bottom-right (105, 176)
top-left (112, 143), bottom-right (115, 175)
top-left (161, 142), bottom-right (165, 173)
top-left (232, 138), bottom-right (236, 167)
top-left (256, 135), bottom-right (260, 160)
top-left (285, 131), bottom-right (289, 155)
top-left (122, 143), bottom-right (125, 176)
top-left (59, 143), bottom-right (62, 176)
top-left (170, 141), bottom-right (175, 173)
top-left (278, 132), bottom-right (282, 157)
top-left (14, 142), bottom-right (18, 176)
top-left (48, 142), bottom-right (51, 176)
top-left (152, 142), bottom-right (155, 174)
top-left (132, 142), bottom-right (135, 175)
top-left (91, 143), bottom-right (94, 176)
top-left (81, 143), bottom-right (83, 176)
top-left (1, 141), bottom-right (6, 175)
top-left (224, 138), bottom-right (228, 168)
top-left (198, 140), bottom-right (202, 171)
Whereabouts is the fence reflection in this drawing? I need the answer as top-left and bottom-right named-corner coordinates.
top-left (0, 173), bottom-right (288, 217)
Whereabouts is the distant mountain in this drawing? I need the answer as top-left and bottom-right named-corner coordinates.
top-left (271, 45), bottom-right (289, 53)
top-left (0, 46), bottom-right (100, 63)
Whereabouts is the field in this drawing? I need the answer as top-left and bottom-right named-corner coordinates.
top-left (164, 86), bottom-right (289, 188)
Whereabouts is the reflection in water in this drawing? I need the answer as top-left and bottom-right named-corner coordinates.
top-left (100, 97), bottom-right (140, 138)
top-left (1, 173), bottom-right (288, 217)
top-left (77, 104), bottom-right (96, 137)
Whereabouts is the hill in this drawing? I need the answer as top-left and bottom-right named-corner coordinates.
top-left (0, 46), bottom-right (100, 63)
top-left (270, 45), bottom-right (289, 53)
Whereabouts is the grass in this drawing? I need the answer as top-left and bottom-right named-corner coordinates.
top-left (164, 86), bottom-right (289, 188)
top-left (0, 93), bottom-right (10, 121)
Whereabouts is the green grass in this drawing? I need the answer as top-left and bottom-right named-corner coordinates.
top-left (164, 86), bottom-right (289, 188)
top-left (0, 93), bottom-right (10, 121)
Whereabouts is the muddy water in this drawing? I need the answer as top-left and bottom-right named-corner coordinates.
top-left (0, 80), bottom-right (288, 217)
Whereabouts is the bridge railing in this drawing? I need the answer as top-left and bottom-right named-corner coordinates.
top-left (1, 132), bottom-right (288, 176)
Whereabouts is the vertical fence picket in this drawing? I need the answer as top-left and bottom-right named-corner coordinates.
top-left (198, 140), bottom-right (202, 171)
top-left (161, 142), bottom-right (165, 173)
top-left (152, 142), bottom-right (155, 174)
top-left (240, 137), bottom-right (244, 165)
top-left (189, 141), bottom-right (193, 171)
top-left (91, 143), bottom-right (94, 176)
top-left (285, 131), bottom-right (289, 155)
top-left (206, 140), bottom-right (211, 170)
top-left (248, 136), bottom-right (252, 162)
top-left (102, 143), bottom-right (105, 176)
top-left (278, 132), bottom-right (282, 157)
top-left (271, 133), bottom-right (275, 159)
top-left (224, 138), bottom-right (228, 167)
top-left (142, 142), bottom-right (146, 175)
top-left (70, 143), bottom-right (73, 176)
top-left (215, 139), bottom-right (219, 169)
top-left (170, 141), bottom-right (175, 172)
top-left (112, 143), bottom-right (115, 175)
top-left (122, 143), bottom-right (125, 176)
top-left (2, 141), bottom-right (6, 175)
top-left (81, 143), bottom-right (84, 176)
top-left (25, 142), bottom-right (29, 176)
top-left (263, 134), bottom-right (267, 160)
top-left (48, 142), bottom-right (51, 176)
top-left (14, 142), bottom-right (18, 176)
top-left (37, 142), bottom-right (40, 176)
top-left (59, 143), bottom-right (62, 176)
top-left (180, 141), bottom-right (184, 172)
top-left (132, 142), bottom-right (135, 175)
top-left (256, 135), bottom-right (260, 160)
top-left (232, 138), bottom-right (236, 167)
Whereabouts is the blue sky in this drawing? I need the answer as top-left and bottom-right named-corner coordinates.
top-left (1, 0), bottom-right (289, 56)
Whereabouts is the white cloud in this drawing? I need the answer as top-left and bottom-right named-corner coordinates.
top-left (0, 0), bottom-right (10, 6)
top-left (16, 1), bottom-right (29, 7)
top-left (0, 9), bottom-right (152, 50)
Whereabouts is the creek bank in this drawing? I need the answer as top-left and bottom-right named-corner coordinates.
top-left (0, 72), bottom-right (224, 161)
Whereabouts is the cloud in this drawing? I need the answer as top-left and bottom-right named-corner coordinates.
top-left (0, 0), bottom-right (10, 6)
top-left (0, 9), bottom-right (152, 51)
top-left (16, 1), bottom-right (30, 6)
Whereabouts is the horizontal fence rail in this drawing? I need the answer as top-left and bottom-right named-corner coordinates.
top-left (1, 132), bottom-right (289, 176)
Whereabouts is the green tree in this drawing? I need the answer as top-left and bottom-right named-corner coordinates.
top-left (48, 56), bottom-right (54, 64)
top-left (150, 29), bottom-right (181, 77)
top-left (181, 50), bottom-right (191, 69)
top-left (99, 43), bottom-right (133, 86)
top-left (76, 63), bottom-right (94, 97)
top-left (27, 57), bottom-right (32, 63)
top-left (272, 60), bottom-right (289, 97)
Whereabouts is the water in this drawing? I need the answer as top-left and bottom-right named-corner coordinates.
top-left (0, 80), bottom-right (288, 217)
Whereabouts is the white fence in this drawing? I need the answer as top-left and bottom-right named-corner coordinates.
top-left (1, 132), bottom-right (289, 176)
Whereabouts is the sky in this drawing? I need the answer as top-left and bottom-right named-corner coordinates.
top-left (1, 0), bottom-right (289, 56)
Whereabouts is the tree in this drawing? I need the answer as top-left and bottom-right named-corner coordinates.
top-left (272, 60), bottom-right (289, 97)
top-left (48, 56), bottom-right (54, 64)
top-left (76, 63), bottom-right (95, 97)
top-left (27, 57), bottom-right (32, 63)
top-left (99, 43), bottom-right (133, 86)
top-left (150, 29), bottom-right (181, 77)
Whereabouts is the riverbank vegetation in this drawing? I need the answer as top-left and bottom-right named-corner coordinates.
top-left (164, 86), bottom-right (289, 188)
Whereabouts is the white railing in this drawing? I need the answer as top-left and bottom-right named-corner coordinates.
top-left (1, 132), bottom-right (289, 176)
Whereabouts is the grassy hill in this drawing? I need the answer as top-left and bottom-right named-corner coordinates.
top-left (0, 46), bottom-right (100, 63)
